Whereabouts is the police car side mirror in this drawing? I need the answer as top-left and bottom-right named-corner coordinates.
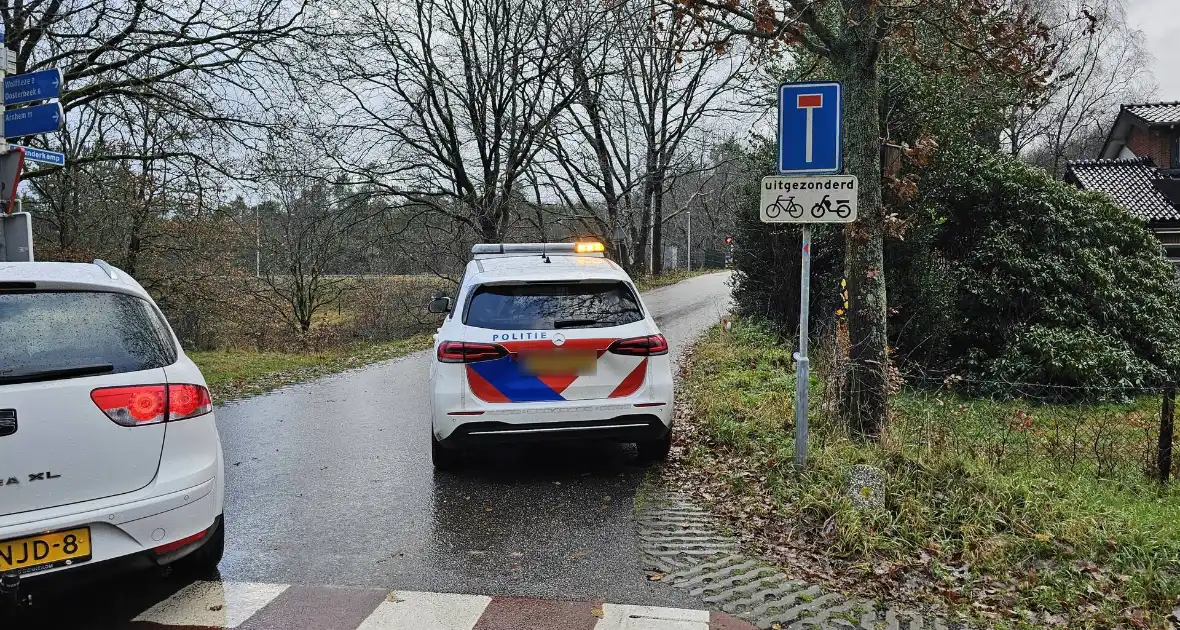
top-left (428, 296), bottom-right (452, 314)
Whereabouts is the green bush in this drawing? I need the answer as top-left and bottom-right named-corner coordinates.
top-left (730, 139), bottom-right (1180, 393)
top-left (897, 145), bottom-right (1180, 393)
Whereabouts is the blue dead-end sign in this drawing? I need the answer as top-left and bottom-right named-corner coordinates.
top-left (777, 82), bottom-right (842, 175)
top-left (4, 69), bottom-right (63, 105)
top-left (4, 102), bottom-right (64, 137)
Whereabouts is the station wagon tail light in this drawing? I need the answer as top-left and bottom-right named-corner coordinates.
top-left (575, 241), bottom-right (605, 254)
top-left (437, 341), bottom-right (509, 363)
top-left (608, 334), bottom-right (669, 356)
top-left (90, 384), bottom-right (213, 427)
top-left (168, 384), bottom-right (214, 421)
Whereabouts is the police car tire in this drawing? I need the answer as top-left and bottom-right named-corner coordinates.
top-left (432, 434), bottom-right (461, 470)
top-left (636, 432), bottom-right (672, 463)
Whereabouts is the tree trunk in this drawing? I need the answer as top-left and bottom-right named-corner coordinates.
top-left (475, 199), bottom-right (499, 243)
top-left (839, 46), bottom-right (889, 439)
top-left (651, 169), bottom-right (665, 273)
top-left (639, 174), bottom-right (654, 274)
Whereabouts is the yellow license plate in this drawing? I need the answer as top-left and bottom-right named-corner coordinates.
top-left (0, 527), bottom-right (91, 574)
top-left (524, 352), bottom-right (597, 376)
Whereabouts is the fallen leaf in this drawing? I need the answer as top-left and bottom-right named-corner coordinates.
top-left (646, 571), bottom-right (666, 582)
top-left (208, 604), bottom-right (224, 612)
top-left (591, 607), bottom-right (604, 618)
top-left (568, 550), bottom-right (587, 559)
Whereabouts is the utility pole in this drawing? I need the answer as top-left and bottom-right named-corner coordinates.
top-left (686, 203), bottom-right (692, 271)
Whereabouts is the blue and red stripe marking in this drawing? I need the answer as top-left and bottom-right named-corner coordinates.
top-left (466, 338), bottom-right (645, 403)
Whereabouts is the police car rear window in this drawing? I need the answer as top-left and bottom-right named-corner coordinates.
top-left (464, 282), bottom-right (643, 330)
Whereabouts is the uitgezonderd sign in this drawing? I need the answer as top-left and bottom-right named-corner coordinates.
top-left (759, 175), bottom-right (858, 223)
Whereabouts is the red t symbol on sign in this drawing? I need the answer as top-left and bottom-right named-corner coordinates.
top-left (796, 93), bottom-right (823, 163)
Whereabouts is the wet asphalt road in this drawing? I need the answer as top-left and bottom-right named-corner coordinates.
top-left (10, 272), bottom-right (732, 627)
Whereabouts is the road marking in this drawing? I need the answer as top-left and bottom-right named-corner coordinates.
top-left (125, 581), bottom-right (759, 629)
top-left (594, 603), bottom-right (709, 629)
top-left (473, 595), bottom-right (602, 630)
top-left (357, 591), bottom-right (491, 630)
top-left (132, 581), bottom-right (288, 628)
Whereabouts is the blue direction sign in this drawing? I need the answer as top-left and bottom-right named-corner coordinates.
top-left (777, 82), bottom-right (842, 175)
top-left (9, 145), bottom-right (65, 166)
top-left (4, 102), bottom-right (64, 137)
top-left (4, 69), bottom-right (63, 105)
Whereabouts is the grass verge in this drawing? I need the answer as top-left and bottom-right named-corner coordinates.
top-left (633, 268), bottom-right (722, 292)
top-left (190, 334), bottom-right (432, 403)
top-left (665, 320), bottom-right (1180, 629)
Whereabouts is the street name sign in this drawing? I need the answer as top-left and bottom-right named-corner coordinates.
top-left (4, 69), bottom-right (63, 105)
top-left (10, 145), bottom-right (65, 166)
top-left (777, 82), bottom-right (842, 175)
top-left (760, 175), bottom-right (858, 223)
top-left (4, 102), bottom-right (64, 137)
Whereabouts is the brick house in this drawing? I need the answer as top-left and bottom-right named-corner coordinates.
top-left (1065, 102), bottom-right (1180, 263)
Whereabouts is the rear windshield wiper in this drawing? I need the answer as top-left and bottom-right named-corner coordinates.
top-left (554, 318), bottom-right (599, 329)
top-left (0, 363), bottom-right (116, 385)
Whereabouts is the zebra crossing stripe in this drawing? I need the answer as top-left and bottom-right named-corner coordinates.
top-left (132, 581), bottom-right (288, 628)
top-left (128, 581), bottom-right (759, 630)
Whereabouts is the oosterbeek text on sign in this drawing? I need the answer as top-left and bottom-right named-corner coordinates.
top-left (764, 179), bottom-right (855, 191)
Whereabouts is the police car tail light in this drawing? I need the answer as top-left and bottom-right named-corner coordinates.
top-left (608, 334), bottom-right (669, 356)
top-left (91, 384), bottom-right (213, 427)
top-left (437, 341), bottom-right (508, 363)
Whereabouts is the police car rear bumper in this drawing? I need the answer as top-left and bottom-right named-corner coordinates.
top-left (437, 414), bottom-right (669, 448)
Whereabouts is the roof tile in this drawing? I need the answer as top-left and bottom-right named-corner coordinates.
top-left (1125, 102), bottom-right (1180, 125)
top-left (1065, 156), bottom-right (1180, 222)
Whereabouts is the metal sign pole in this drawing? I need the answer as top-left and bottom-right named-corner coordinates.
top-left (769, 80), bottom-right (849, 470)
top-left (794, 224), bottom-right (810, 468)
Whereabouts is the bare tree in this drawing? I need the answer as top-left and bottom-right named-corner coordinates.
top-left (4, 0), bottom-right (318, 175)
top-left (7, 0), bottom-right (323, 272)
top-left (321, 0), bottom-right (597, 244)
top-left (251, 177), bottom-right (378, 334)
top-left (661, 139), bottom-right (743, 269)
top-left (1006, 0), bottom-right (1155, 175)
top-left (542, 0), bottom-right (752, 273)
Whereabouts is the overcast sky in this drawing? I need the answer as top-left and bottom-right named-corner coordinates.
top-left (1126, 0), bottom-right (1180, 101)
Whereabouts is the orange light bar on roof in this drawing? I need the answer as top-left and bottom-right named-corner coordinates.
top-left (575, 241), bottom-right (605, 254)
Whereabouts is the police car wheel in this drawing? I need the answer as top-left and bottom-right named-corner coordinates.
top-left (636, 432), bottom-right (672, 464)
top-left (432, 434), bottom-right (461, 470)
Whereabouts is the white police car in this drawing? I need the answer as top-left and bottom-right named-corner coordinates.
top-left (427, 242), bottom-right (674, 468)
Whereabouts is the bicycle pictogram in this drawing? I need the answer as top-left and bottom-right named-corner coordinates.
top-left (765, 194), bottom-right (805, 219)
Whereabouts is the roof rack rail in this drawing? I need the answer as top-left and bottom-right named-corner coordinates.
top-left (92, 259), bottom-right (120, 280)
